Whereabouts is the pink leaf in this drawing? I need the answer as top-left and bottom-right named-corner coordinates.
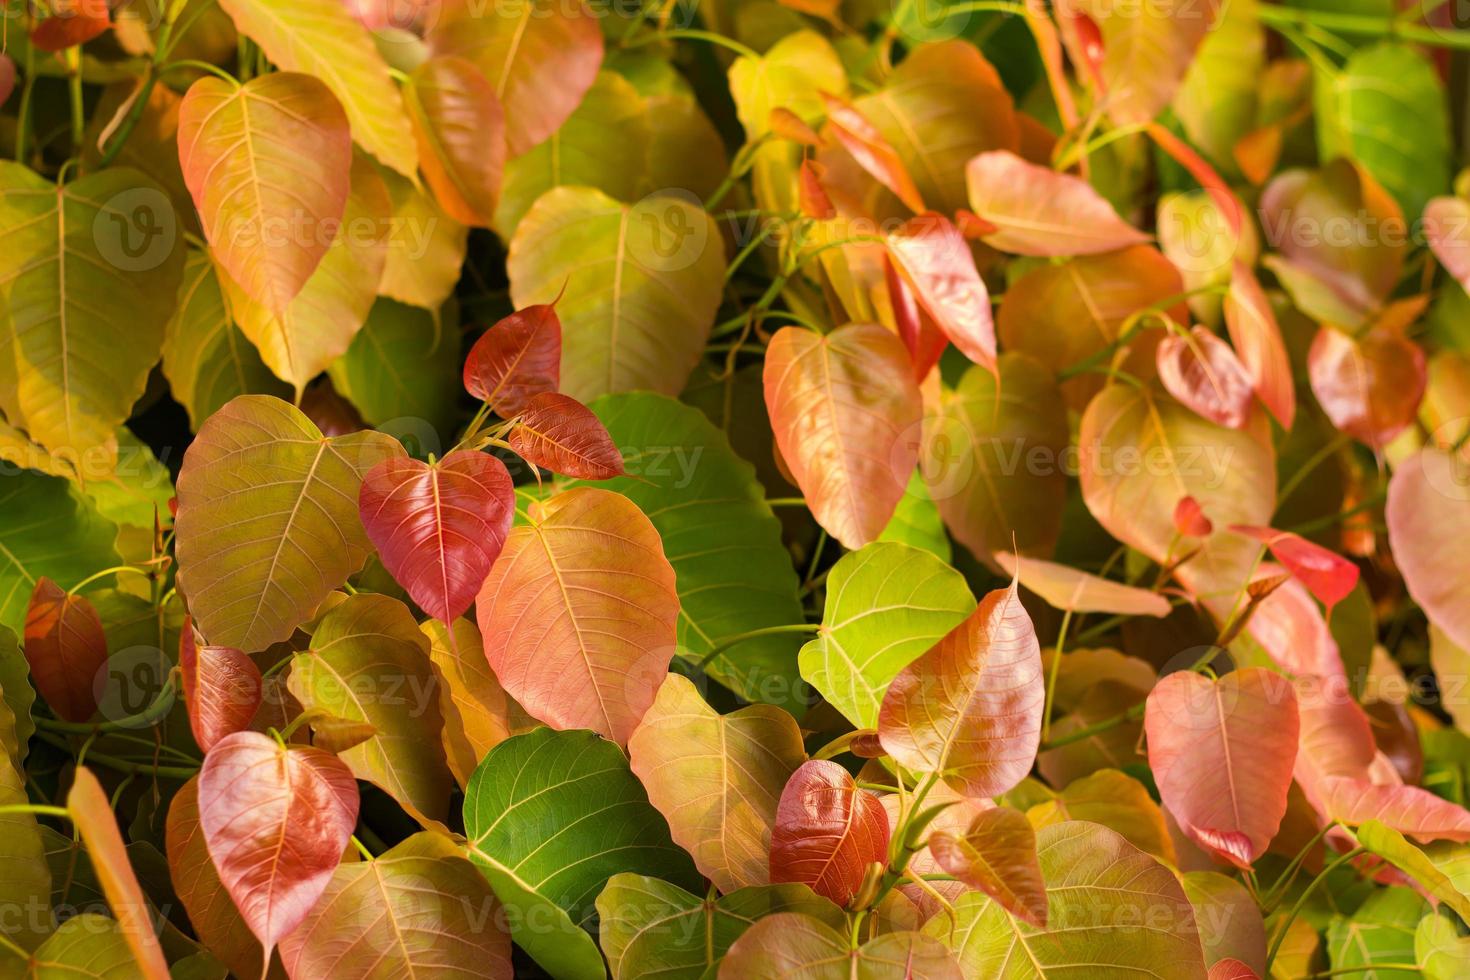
top-left (1308, 326), bottom-right (1427, 451)
top-left (886, 213), bottom-right (996, 374)
top-left (1175, 496), bottom-right (1213, 538)
top-left (179, 619), bottom-right (262, 753)
top-left (1156, 327), bottom-right (1255, 429)
top-left (1223, 263), bottom-right (1295, 430)
top-left (964, 149), bottom-right (1149, 256)
top-left (1229, 526), bottom-right (1359, 614)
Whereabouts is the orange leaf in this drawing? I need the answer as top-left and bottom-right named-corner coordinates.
top-left (507, 392), bottom-right (625, 480)
top-left (768, 760), bottom-right (888, 905)
top-left (23, 577), bottom-right (107, 723)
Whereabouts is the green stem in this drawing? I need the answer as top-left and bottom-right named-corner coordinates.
top-left (15, 38), bottom-right (35, 164)
top-left (162, 59), bottom-right (243, 85)
top-left (34, 730), bottom-right (198, 779)
top-left (1266, 847), bottom-right (1366, 971)
top-left (1041, 608), bottom-right (1074, 743)
top-left (36, 674), bottom-right (177, 734)
top-left (68, 564), bottom-right (152, 595)
top-left (65, 48), bottom-right (84, 159)
top-left (0, 803), bottom-right (70, 820)
top-left (349, 835), bottom-right (376, 861)
top-left (622, 27), bottom-right (759, 61)
top-left (699, 623), bottom-right (821, 667)
top-left (1258, 3), bottom-right (1470, 51)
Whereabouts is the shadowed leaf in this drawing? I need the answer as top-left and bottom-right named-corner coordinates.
top-left (23, 577), bottom-right (107, 723)
top-left (720, 913), bottom-right (961, 979)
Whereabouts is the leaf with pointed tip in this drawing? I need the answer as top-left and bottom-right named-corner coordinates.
top-left (923, 821), bottom-right (1208, 978)
top-left (326, 298), bottom-right (462, 441)
top-left (220, 155), bottom-right (390, 395)
top-left (278, 832), bottom-right (513, 978)
top-left (769, 759), bottom-right (889, 905)
top-left (179, 619), bottom-right (261, 753)
top-left (0, 163), bottom-right (184, 463)
top-left (930, 806), bottom-right (1047, 927)
top-left (288, 594), bottom-right (454, 825)
top-left (764, 324), bottom-right (922, 550)
top-left (197, 731), bottom-right (359, 954)
top-left (23, 577), bottom-right (107, 723)
top-left (405, 55), bottom-right (505, 228)
top-left (476, 486), bottom-right (678, 744)
top-left (995, 552), bottom-right (1170, 617)
top-left (1389, 449), bottom-right (1470, 656)
top-left (721, 914), bottom-right (961, 979)
top-left (1356, 820), bottom-right (1470, 921)
top-left (214, 0), bottom-right (417, 176)
top-left (507, 392), bottom-right (624, 480)
top-left (596, 875), bottom-right (843, 980)
top-left (965, 149), bottom-right (1148, 256)
top-left (507, 186), bottom-right (724, 401)
top-left (1144, 668), bottom-right (1299, 867)
top-left (1228, 525), bottom-right (1359, 614)
top-left (67, 768), bottom-right (170, 978)
top-left (886, 213), bottom-right (996, 372)
top-left (1317, 777), bottom-right (1470, 842)
top-left (1156, 326), bottom-right (1256, 430)
top-left (426, 0), bottom-right (603, 157)
top-left (1308, 326), bottom-right (1426, 451)
top-left (799, 542), bottom-right (975, 730)
top-left (421, 618), bottom-right (527, 787)
top-left (1223, 263), bottom-right (1295, 430)
top-left (358, 450), bottom-right (514, 622)
top-left (174, 395), bottom-right (402, 653)
top-left (819, 91), bottom-right (924, 213)
top-left (463, 727), bottom-right (699, 980)
top-left (878, 580), bottom-right (1043, 799)
top-left (463, 303), bottom-right (561, 415)
top-left (629, 674), bottom-right (806, 894)
top-left (178, 72), bottom-right (351, 316)
top-left (162, 250), bottom-right (293, 430)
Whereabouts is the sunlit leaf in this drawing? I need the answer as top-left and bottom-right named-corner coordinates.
top-left (886, 213), bottom-right (995, 373)
top-left (507, 392), bottom-right (624, 480)
top-left (1357, 820), bottom-right (1470, 921)
top-left (820, 91), bottom-right (924, 214)
top-left (1418, 912), bottom-right (1470, 980)
top-left (965, 150), bottom-right (1148, 256)
top-left (1027, 768), bottom-right (1174, 863)
top-left (768, 759), bottom-right (888, 905)
top-left (1325, 887), bottom-right (1426, 980)
top-left (1155, 326), bottom-right (1256, 430)
top-left (1223, 262), bottom-right (1295, 429)
top-left (23, 577), bottom-right (107, 723)
top-left (930, 806), bottom-right (1047, 927)
top-left (179, 618), bottom-right (261, 753)
top-left (721, 913), bottom-right (961, 979)
top-left (462, 302), bottom-right (561, 416)
top-left (995, 552), bottom-right (1170, 617)
top-left (1228, 525), bottom-right (1359, 614)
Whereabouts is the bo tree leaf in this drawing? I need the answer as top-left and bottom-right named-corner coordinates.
top-left (326, 298), bottom-right (463, 442)
top-left (421, 618), bottom-right (525, 787)
top-left (628, 674), bottom-right (806, 894)
top-left (799, 541), bottom-right (975, 730)
top-left (26, 915), bottom-right (143, 979)
top-left (404, 55), bottom-right (505, 229)
top-left (929, 806), bottom-right (1048, 928)
top-left (463, 727), bottom-right (699, 980)
top-left (507, 186), bottom-right (724, 402)
top-left (0, 471), bottom-right (119, 637)
top-left (174, 394), bottom-right (402, 653)
top-left (1389, 449), bottom-right (1470, 657)
top-left (178, 619), bottom-right (261, 753)
top-left (965, 150), bottom-right (1148, 256)
top-left (768, 759), bottom-right (889, 906)
top-left (506, 392), bottom-right (625, 480)
top-left (475, 486), bottom-right (679, 745)
top-left (23, 578), bottom-right (107, 723)
top-left (720, 914), bottom-right (962, 979)
top-left (0, 672), bottom-right (48, 953)
top-left (463, 301), bottom-right (561, 416)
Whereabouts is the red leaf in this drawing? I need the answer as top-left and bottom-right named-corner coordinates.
top-left (1208, 959), bottom-right (1260, 980)
top-left (30, 0), bottom-right (110, 52)
top-left (506, 392), bottom-right (624, 480)
top-left (820, 92), bottom-right (925, 214)
top-left (886, 213), bottom-right (996, 373)
top-left (463, 302), bottom-right (562, 416)
top-left (179, 619), bottom-right (262, 753)
top-left (964, 149), bottom-right (1148, 256)
top-left (1144, 668), bottom-right (1299, 868)
top-left (1174, 496), bottom-right (1213, 538)
top-left (1155, 327), bottom-right (1255, 430)
top-left (1223, 263), bottom-right (1295, 430)
top-left (1228, 526), bottom-right (1359, 614)
top-left (768, 760), bottom-right (889, 905)
top-left (883, 252), bottom-right (946, 381)
top-left (358, 450), bottom-right (515, 621)
top-left (23, 577), bottom-right (107, 723)
top-left (1308, 326), bottom-right (1427, 451)
top-left (198, 731), bottom-right (359, 954)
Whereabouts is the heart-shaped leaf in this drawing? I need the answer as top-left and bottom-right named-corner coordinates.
top-left (23, 577), bottom-right (107, 723)
top-left (1144, 668), bottom-right (1300, 867)
top-left (994, 552), bottom-right (1170, 617)
top-left (819, 91), bottom-right (924, 213)
top-left (174, 395), bottom-right (402, 652)
top-left (885, 213), bottom-right (996, 372)
top-left (475, 486), bottom-right (678, 744)
top-left (965, 149), bottom-right (1148, 256)
top-left (1308, 325), bottom-right (1427, 451)
top-left (507, 392), bottom-right (624, 480)
top-left (878, 579), bottom-right (1043, 799)
top-left (197, 731), bottom-right (359, 954)
top-left (278, 832), bottom-right (514, 978)
top-left (768, 759), bottom-right (889, 905)
top-left (214, 0), bottom-right (417, 176)
top-left (179, 618), bottom-right (261, 753)
top-left (463, 727), bottom-right (699, 980)
top-left (358, 450), bottom-right (514, 622)
top-left (721, 913), bottom-right (961, 979)
top-left (178, 72), bottom-right (352, 316)
top-left (930, 806), bottom-right (1047, 927)
top-left (629, 674), bottom-right (806, 894)
top-left (405, 55), bottom-right (505, 228)
top-left (463, 302), bottom-right (561, 415)
top-left (764, 324), bottom-right (922, 549)
top-left (1156, 326), bottom-right (1256, 429)
top-left (287, 594), bottom-right (454, 825)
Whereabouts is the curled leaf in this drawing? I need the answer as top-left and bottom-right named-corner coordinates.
top-left (1228, 525), bottom-right (1359, 614)
top-left (885, 213), bottom-right (996, 373)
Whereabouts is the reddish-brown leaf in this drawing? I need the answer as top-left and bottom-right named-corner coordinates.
top-left (405, 55), bottom-right (506, 228)
top-left (964, 149), bottom-right (1148, 256)
top-left (768, 760), bottom-right (889, 906)
top-left (0, 55), bottom-right (14, 107)
top-left (1175, 496), bottom-right (1213, 537)
top-left (462, 302), bottom-right (562, 415)
top-left (1223, 263), bottom-right (1295, 429)
top-left (1308, 326), bottom-right (1427, 451)
top-left (929, 806), bottom-right (1048, 927)
top-left (763, 324), bottom-right (922, 549)
top-left (1228, 526), bottom-right (1359, 614)
top-left (197, 731), bottom-right (359, 954)
top-left (886, 213), bottom-right (996, 373)
top-left (179, 619), bottom-right (262, 753)
top-left (1144, 669), bottom-right (1299, 868)
top-left (1208, 959), bottom-right (1260, 980)
top-left (1156, 327), bottom-right (1255, 430)
top-left (1316, 778), bottom-right (1470, 842)
top-left (820, 92), bottom-right (925, 214)
top-left (30, 0), bottom-right (110, 51)
top-left (878, 579), bottom-right (1043, 799)
top-left (23, 577), bottom-right (107, 723)
top-left (507, 391), bottom-right (624, 480)
top-left (358, 450), bottom-right (515, 622)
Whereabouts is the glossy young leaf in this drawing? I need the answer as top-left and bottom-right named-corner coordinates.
top-left (965, 150), bottom-right (1148, 256)
top-left (462, 302), bottom-right (562, 415)
top-left (1228, 525), bottom-right (1359, 614)
top-left (476, 486), bottom-right (678, 744)
top-left (819, 91), bottom-right (924, 214)
top-left (878, 579), bottom-right (1043, 799)
top-left (885, 213), bottom-right (996, 373)
top-left (404, 55), bottom-right (506, 228)
top-left (177, 72), bottom-right (352, 316)
top-left (720, 914), bottom-right (961, 979)
top-left (994, 552), bottom-right (1171, 617)
top-left (768, 760), bottom-right (890, 906)
top-left (358, 450), bottom-right (514, 622)
top-left (197, 731), bottom-right (359, 954)
top-left (23, 577), bottom-right (107, 723)
top-left (506, 392), bottom-right (624, 480)
top-left (1155, 326), bottom-right (1256, 430)
top-left (929, 806), bottom-right (1048, 927)
top-left (764, 324), bottom-right (922, 550)
top-left (179, 619), bottom-right (261, 753)
top-left (629, 674), bottom-right (806, 894)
